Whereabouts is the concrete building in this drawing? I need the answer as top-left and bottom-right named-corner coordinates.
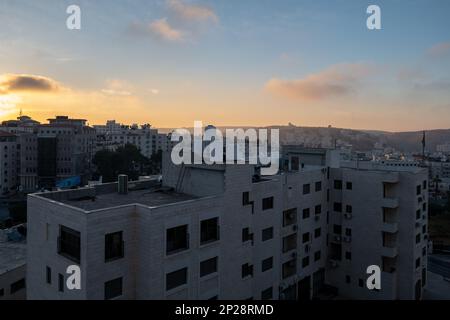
top-left (26, 148), bottom-right (428, 300)
top-left (0, 131), bottom-right (19, 195)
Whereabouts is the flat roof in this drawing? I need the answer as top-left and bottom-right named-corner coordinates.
top-left (0, 241), bottom-right (26, 275)
top-left (59, 188), bottom-right (198, 211)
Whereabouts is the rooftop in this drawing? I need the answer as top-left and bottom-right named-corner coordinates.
top-left (34, 179), bottom-right (198, 212)
top-left (0, 241), bottom-right (26, 275)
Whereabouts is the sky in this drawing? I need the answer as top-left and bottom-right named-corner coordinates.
top-left (0, 0), bottom-right (450, 131)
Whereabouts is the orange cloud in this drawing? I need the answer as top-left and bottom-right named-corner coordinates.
top-left (427, 42), bottom-right (450, 57)
top-left (149, 18), bottom-right (184, 42)
top-left (168, 0), bottom-right (218, 24)
top-left (265, 63), bottom-right (373, 101)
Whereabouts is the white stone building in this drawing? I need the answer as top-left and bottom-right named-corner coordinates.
top-left (26, 148), bottom-right (428, 300)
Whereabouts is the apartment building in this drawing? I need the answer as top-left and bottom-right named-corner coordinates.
top-left (0, 131), bottom-right (19, 195)
top-left (26, 148), bottom-right (428, 300)
top-left (93, 121), bottom-right (172, 158)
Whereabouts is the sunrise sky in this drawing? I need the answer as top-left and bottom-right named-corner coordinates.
top-left (1, 0), bottom-right (450, 131)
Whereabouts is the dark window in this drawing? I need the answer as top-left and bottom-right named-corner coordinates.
top-left (302, 208), bottom-right (310, 219)
top-left (262, 227), bottom-right (274, 241)
top-left (242, 227), bottom-right (253, 243)
top-left (416, 185), bottom-right (421, 195)
top-left (282, 259), bottom-right (296, 279)
top-left (262, 197), bottom-right (274, 210)
top-left (200, 218), bottom-right (219, 244)
top-left (303, 184), bottom-right (310, 195)
top-left (302, 232), bottom-right (310, 243)
top-left (358, 279), bottom-right (364, 287)
top-left (242, 263), bottom-right (253, 278)
top-left (314, 251), bottom-right (321, 261)
top-left (423, 203), bottom-right (427, 211)
top-left (104, 277), bottom-right (123, 300)
top-left (416, 258), bottom-right (421, 269)
top-left (10, 279), bottom-right (25, 294)
top-left (58, 225), bottom-right (81, 263)
top-left (315, 181), bottom-right (322, 192)
top-left (46, 266), bottom-right (51, 284)
top-left (242, 192), bottom-right (250, 205)
top-left (283, 208), bottom-right (297, 226)
top-left (166, 268), bottom-right (188, 290)
top-left (416, 233), bottom-right (421, 244)
top-left (422, 246), bottom-right (426, 256)
top-left (346, 182), bottom-right (353, 190)
top-left (283, 233), bottom-right (297, 252)
top-left (346, 205), bottom-right (352, 214)
top-left (423, 180), bottom-right (427, 190)
top-left (302, 256), bottom-right (310, 267)
top-left (166, 225), bottom-right (189, 254)
top-left (345, 251), bottom-right (352, 260)
top-left (314, 228), bottom-right (321, 238)
top-left (416, 210), bottom-right (421, 220)
top-left (200, 257), bottom-right (218, 277)
top-left (333, 225), bottom-right (342, 235)
top-left (261, 287), bottom-right (273, 300)
top-left (58, 274), bottom-right (64, 292)
top-left (333, 202), bottom-right (342, 212)
top-left (105, 231), bottom-right (124, 262)
top-left (261, 257), bottom-right (273, 272)
top-left (334, 180), bottom-right (342, 190)
top-left (422, 225), bottom-right (427, 234)
top-left (345, 228), bottom-right (352, 237)
top-left (315, 205), bottom-right (322, 215)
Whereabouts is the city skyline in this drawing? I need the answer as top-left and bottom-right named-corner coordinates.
top-left (1, 0), bottom-right (450, 131)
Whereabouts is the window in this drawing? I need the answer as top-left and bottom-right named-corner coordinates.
top-left (303, 184), bottom-right (310, 195)
top-left (423, 180), bottom-right (427, 190)
top-left (345, 228), bottom-right (352, 237)
top-left (283, 234), bottom-right (297, 252)
top-left (166, 268), bottom-right (188, 290)
top-left (346, 182), bottom-right (353, 190)
top-left (104, 277), bottom-right (123, 300)
top-left (416, 210), bottom-right (421, 220)
top-left (334, 180), bottom-right (342, 190)
top-left (302, 232), bottom-right (310, 244)
top-left (58, 274), bottom-right (64, 292)
top-left (242, 263), bottom-right (253, 278)
top-left (358, 279), bottom-right (364, 287)
top-left (422, 246), bottom-right (426, 256)
top-left (416, 233), bottom-right (421, 244)
top-left (314, 228), bottom-right (321, 238)
top-left (200, 257), bottom-right (218, 277)
top-left (282, 259), bottom-right (296, 279)
top-left (315, 181), bottom-right (322, 192)
top-left (262, 227), bottom-right (274, 241)
top-left (302, 256), bottom-right (310, 267)
top-left (10, 279), bottom-right (25, 294)
top-left (46, 266), bottom-right (51, 284)
top-left (261, 287), bottom-right (273, 300)
top-left (283, 208), bottom-right (297, 226)
top-left (423, 203), bottom-right (427, 212)
top-left (314, 251), bottom-right (321, 261)
top-left (58, 225), bottom-right (81, 263)
top-left (333, 202), bottom-right (342, 212)
top-left (333, 224), bottom-right (342, 235)
top-left (422, 225), bottom-right (427, 234)
top-left (345, 251), bottom-right (352, 260)
top-left (242, 192), bottom-right (250, 205)
top-left (200, 218), bottom-right (219, 244)
top-left (302, 208), bottom-right (310, 219)
top-left (166, 225), bottom-right (189, 255)
top-left (262, 197), bottom-right (274, 210)
top-left (261, 257), bottom-right (273, 272)
top-left (346, 205), bottom-right (352, 214)
top-left (315, 205), bottom-right (322, 215)
top-left (415, 258), bottom-right (421, 269)
top-left (416, 185), bottom-right (421, 195)
top-left (105, 231), bottom-right (124, 262)
top-left (242, 228), bottom-right (253, 243)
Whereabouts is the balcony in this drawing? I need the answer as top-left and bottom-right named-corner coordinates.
top-left (381, 246), bottom-right (398, 258)
top-left (382, 198), bottom-right (399, 209)
top-left (382, 222), bottom-right (398, 234)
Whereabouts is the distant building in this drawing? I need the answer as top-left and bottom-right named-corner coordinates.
top-left (27, 147), bottom-right (428, 300)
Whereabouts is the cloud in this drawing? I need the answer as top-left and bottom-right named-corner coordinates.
top-left (0, 74), bottom-right (61, 94)
top-left (167, 0), bottom-right (218, 24)
top-left (149, 18), bottom-right (184, 41)
top-left (427, 42), bottom-right (450, 57)
top-left (265, 63), bottom-right (373, 101)
top-left (101, 79), bottom-right (133, 96)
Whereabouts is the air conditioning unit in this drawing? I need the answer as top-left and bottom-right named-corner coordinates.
top-left (334, 235), bottom-right (342, 242)
top-left (288, 212), bottom-right (295, 219)
top-left (344, 213), bottom-right (352, 219)
top-left (344, 236), bottom-right (352, 243)
top-left (329, 259), bottom-right (338, 268)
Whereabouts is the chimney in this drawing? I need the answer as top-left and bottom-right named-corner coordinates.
top-left (118, 174), bottom-right (128, 195)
